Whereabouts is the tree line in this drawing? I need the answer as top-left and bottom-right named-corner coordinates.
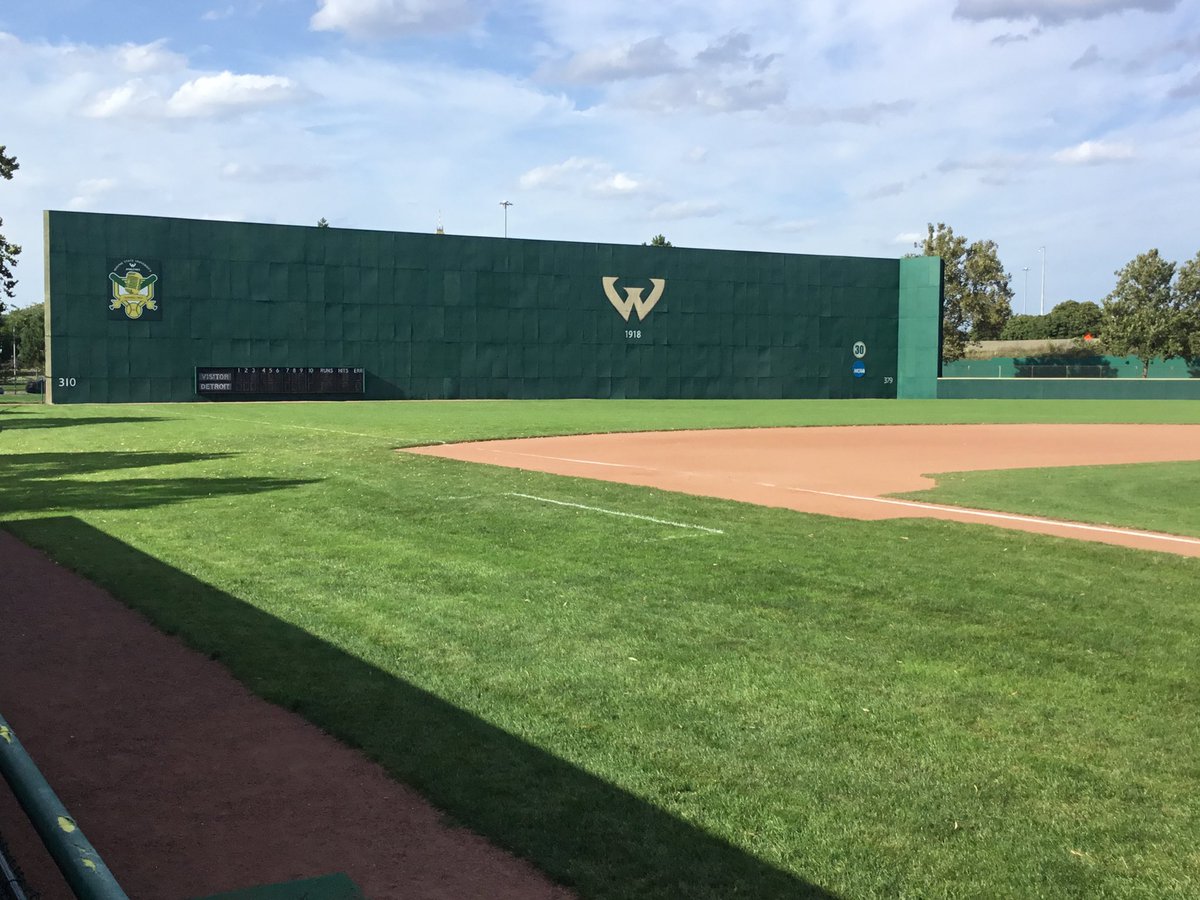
top-left (917, 223), bottom-right (1200, 376)
top-left (1, 302), bottom-right (44, 370)
top-left (1, 144), bottom-right (19, 316)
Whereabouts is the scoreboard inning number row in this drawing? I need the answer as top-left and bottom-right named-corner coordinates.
top-left (196, 367), bottom-right (365, 395)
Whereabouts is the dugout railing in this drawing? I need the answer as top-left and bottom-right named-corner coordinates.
top-left (0, 711), bottom-right (129, 900)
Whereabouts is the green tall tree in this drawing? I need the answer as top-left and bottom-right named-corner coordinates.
top-left (1175, 251), bottom-right (1200, 359)
top-left (999, 314), bottom-right (1051, 341)
top-left (316, 217), bottom-right (330, 228)
top-left (1047, 300), bottom-right (1103, 339)
top-left (1101, 249), bottom-right (1182, 378)
top-left (916, 223), bottom-right (1013, 361)
top-left (644, 234), bottom-right (672, 247)
top-left (0, 145), bottom-right (20, 315)
top-left (1, 302), bottom-right (44, 369)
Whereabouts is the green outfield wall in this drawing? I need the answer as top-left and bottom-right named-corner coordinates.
top-left (43, 211), bottom-right (942, 404)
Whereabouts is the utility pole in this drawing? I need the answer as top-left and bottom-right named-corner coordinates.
top-left (1039, 246), bottom-right (1046, 315)
top-left (500, 201), bottom-right (513, 238)
top-left (1023, 267), bottom-right (1030, 316)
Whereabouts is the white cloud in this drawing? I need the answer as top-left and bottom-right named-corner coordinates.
top-left (954, 0), bottom-right (1178, 26)
top-left (1169, 71), bottom-right (1200, 99)
top-left (79, 177), bottom-right (117, 194)
top-left (84, 80), bottom-right (158, 118)
top-left (598, 172), bottom-right (641, 193)
top-left (1051, 139), bottom-right (1135, 164)
top-left (695, 32), bottom-right (777, 72)
top-left (66, 177), bottom-right (118, 210)
top-left (544, 30), bottom-right (788, 114)
top-left (166, 71), bottom-right (301, 117)
top-left (861, 181), bottom-right (908, 200)
top-left (649, 200), bottom-right (724, 220)
top-left (519, 157), bottom-right (645, 195)
top-left (553, 37), bottom-right (681, 83)
top-left (202, 6), bottom-right (237, 21)
top-left (310, 0), bottom-right (480, 38)
top-left (624, 72), bottom-right (788, 113)
top-left (221, 161), bottom-right (332, 182)
top-left (799, 101), bottom-right (914, 125)
top-left (117, 39), bottom-right (184, 74)
top-left (740, 217), bottom-right (818, 234)
top-left (991, 31), bottom-right (1034, 45)
top-left (518, 157), bottom-right (594, 190)
top-left (1071, 44), bottom-right (1102, 68)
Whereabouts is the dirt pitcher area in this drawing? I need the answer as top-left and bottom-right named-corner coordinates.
top-left (408, 424), bottom-right (1200, 557)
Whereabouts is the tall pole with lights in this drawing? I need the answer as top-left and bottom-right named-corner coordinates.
top-left (500, 201), bottom-right (513, 238)
top-left (1039, 246), bottom-right (1046, 315)
top-left (1023, 267), bottom-right (1030, 316)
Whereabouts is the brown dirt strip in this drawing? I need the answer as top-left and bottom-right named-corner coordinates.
top-left (406, 424), bottom-right (1200, 557)
top-left (0, 531), bottom-right (574, 900)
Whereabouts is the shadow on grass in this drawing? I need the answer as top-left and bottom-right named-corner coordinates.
top-left (3, 517), bottom-right (838, 900)
top-left (0, 415), bottom-right (169, 430)
top-left (0, 452), bottom-right (315, 515)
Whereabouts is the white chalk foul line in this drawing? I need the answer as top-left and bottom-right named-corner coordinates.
top-left (788, 489), bottom-right (1200, 548)
top-left (493, 449), bottom-right (650, 470)
top-left (506, 493), bottom-right (724, 534)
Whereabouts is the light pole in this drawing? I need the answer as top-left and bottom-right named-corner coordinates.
top-left (1023, 267), bottom-right (1030, 316)
top-left (1038, 246), bottom-right (1046, 315)
top-left (500, 200), bottom-right (513, 238)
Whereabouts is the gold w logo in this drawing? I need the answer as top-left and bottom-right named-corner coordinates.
top-left (602, 277), bottom-right (665, 322)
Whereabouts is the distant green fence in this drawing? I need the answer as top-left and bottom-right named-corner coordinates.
top-left (943, 356), bottom-right (1200, 379)
top-left (938, 378), bottom-right (1200, 400)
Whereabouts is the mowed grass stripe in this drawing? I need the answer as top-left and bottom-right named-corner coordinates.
top-left (896, 459), bottom-right (1200, 539)
top-left (2, 399), bottom-right (1198, 899)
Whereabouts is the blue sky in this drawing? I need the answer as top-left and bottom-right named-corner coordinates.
top-left (2, 0), bottom-right (1198, 312)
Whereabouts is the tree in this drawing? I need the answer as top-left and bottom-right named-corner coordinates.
top-left (1046, 300), bottom-right (1103, 339)
top-left (916, 223), bottom-right (1013, 361)
top-left (1000, 314), bottom-right (1051, 341)
top-left (0, 145), bottom-right (20, 315)
top-left (1101, 249), bottom-right (1182, 377)
top-left (999, 301), bottom-right (1103, 342)
top-left (316, 217), bottom-right (330, 228)
top-left (644, 234), bottom-right (672, 247)
top-left (1176, 251), bottom-right (1200, 359)
top-left (0, 302), bottom-right (44, 369)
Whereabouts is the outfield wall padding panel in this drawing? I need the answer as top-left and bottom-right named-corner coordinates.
top-left (897, 256), bottom-right (943, 399)
top-left (938, 378), bottom-right (1200, 400)
top-left (44, 211), bottom-right (939, 403)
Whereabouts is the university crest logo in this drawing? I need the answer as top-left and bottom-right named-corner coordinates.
top-left (108, 259), bottom-right (160, 320)
top-left (603, 277), bottom-right (665, 322)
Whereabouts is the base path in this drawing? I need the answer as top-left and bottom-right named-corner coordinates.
top-left (407, 424), bottom-right (1200, 557)
top-left (0, 531), bottom-right (574, 900)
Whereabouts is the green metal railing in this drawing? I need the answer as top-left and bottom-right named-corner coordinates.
top-left (0, 712), bottom-right (129, 900)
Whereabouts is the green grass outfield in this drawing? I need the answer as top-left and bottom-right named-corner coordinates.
top-left (2, 399), bottom-right (1199, 899)
top-left (898, 460), bottom-right (1200, 539)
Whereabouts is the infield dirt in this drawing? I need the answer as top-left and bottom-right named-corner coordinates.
top-left (407, 424), bottom-right (1200, 557)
